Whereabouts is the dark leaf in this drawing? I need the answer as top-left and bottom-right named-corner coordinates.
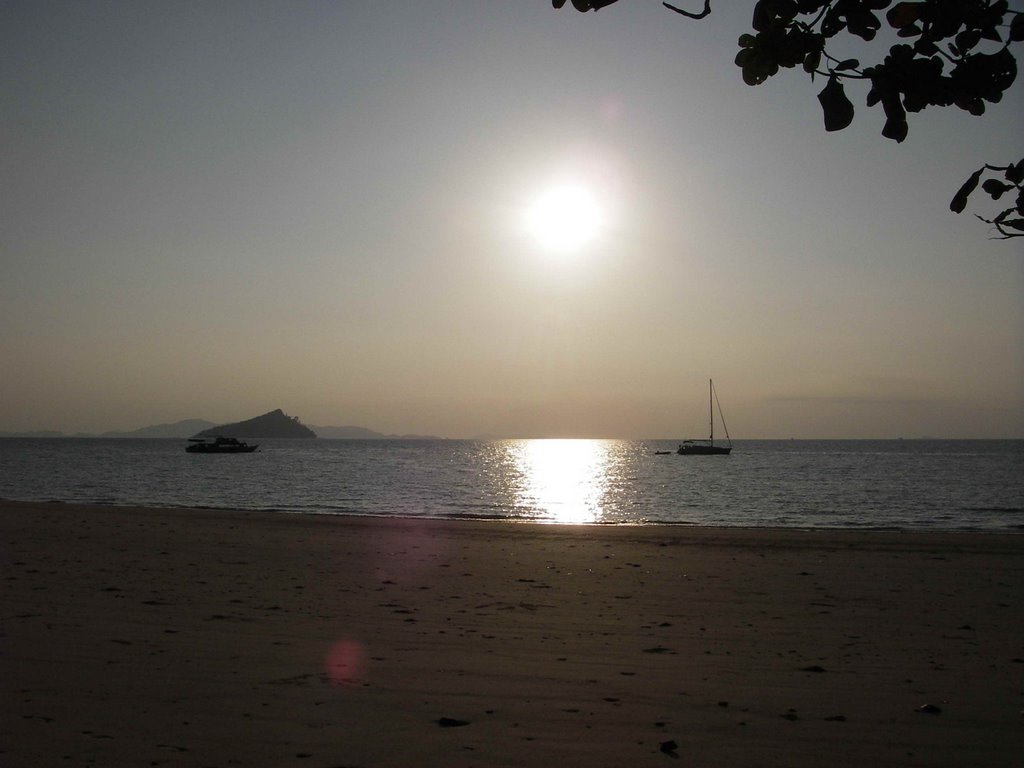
top-left (752, 0), bottom-right (771, 32)
top-left (960, 97), bottom-right (986, 116)
top-left (1006, 162), bottom-right (1023, 185)
top-left (950, 167), bottom-right (984, 213)
top-left (739, 50), bottom-right (778, 86)
top-left (822, 7), bottom-right (846, 37)
top-left (846, 8), bottom-right (882, 41)
top-left (980, 26), bottom-right (1002, 43)
top-left (988, 49), bottom-right (1018, 98)
top-left (884, 116), bottom-right (909, 142)
top-left (804, 49), bottom-right (822, 73)
top-left (886, 1), bottom-right (921, 28)
top-left (835, 58), bottom-right (860, 71)
top-left (982, 179), bottom-right (1012, 199)
top-left (817, 76), bottom-right (854, 131)
top-left (913, 37), bottom-right (938, 55)
top-left (774, 0), bottom-right (799, 21)
top-left (553, 0), bottom-right (567, 7)
top-left (1000, 218), bottom-right (1024, 232)
top-left (1012, 14), bottom-right (1024, 42)
top-left (955, 30), bottom-right (982, 53)
top-left (880, 96), bottom-right (908, 142)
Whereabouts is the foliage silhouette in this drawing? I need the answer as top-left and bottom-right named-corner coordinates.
top-left (553, 0), bottom-right (1023, 238)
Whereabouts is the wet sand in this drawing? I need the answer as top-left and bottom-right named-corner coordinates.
top-left (2, 500), bottom-right (1022, 767)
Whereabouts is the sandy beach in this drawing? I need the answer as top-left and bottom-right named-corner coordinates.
top-left (2, 500), bottom-right (1022, 767)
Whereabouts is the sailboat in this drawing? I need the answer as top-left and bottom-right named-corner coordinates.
top-left (677, 379), bottom-right (732, 456)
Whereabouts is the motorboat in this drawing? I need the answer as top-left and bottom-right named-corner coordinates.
top-left (186, 436), bottom-right (259, 454)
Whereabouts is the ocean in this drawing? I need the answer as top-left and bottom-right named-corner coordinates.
top-left (0, 438), bottom-right (1021, 531)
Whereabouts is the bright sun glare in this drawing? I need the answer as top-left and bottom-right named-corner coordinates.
top-left (524, 183), bottom-right (603, 254)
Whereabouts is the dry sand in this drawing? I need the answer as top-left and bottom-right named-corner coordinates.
top-left (2, 500), bottom-right (1022, 767)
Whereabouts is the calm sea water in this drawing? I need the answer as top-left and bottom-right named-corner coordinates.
top-left (0, 438), bottom-right (1021, 531)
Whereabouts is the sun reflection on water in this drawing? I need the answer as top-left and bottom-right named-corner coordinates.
top-left (510, 439), bottom-right (615, 524)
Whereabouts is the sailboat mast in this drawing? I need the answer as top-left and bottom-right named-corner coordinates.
top-left (709, 378), bottom-right (713, 444)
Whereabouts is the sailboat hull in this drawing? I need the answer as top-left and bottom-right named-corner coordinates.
top-left (677, 443), bottom-right (731, 456)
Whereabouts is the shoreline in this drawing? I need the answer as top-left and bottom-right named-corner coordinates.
top-left (2, 498), bottom-right (1022, 535)
top-left (3, 500), bottom-right (1022, 766)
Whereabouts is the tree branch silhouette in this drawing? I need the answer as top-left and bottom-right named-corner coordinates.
top-left (552, 0), bottom-right (1023, 238)
top-left (663, 1), bottom-right (711, 20)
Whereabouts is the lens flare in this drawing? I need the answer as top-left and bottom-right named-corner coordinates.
top-left (325, 639), bottom-right (366, 688)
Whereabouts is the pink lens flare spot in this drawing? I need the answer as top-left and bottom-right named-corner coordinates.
top-left (325, 640), bottom-right (366, 688)
top-left (600, 95), bottom-right (624, 122)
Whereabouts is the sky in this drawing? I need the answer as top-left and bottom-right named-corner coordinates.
top-left (2, 1), bottom-right (1022, 439)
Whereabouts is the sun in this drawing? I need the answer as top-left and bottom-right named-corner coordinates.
top-left (524, 182), bottom-right (603, 254)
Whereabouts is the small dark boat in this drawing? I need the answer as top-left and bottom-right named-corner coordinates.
top-left (678, 379), bottom-right (732, 456)
top-left (186, 436), bottom-right (259, 454)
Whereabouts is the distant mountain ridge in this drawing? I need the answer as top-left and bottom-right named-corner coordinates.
top-left (309, 425), bottom-right (441, 440)
top-left (104, 419), bottom-right (217, 438)
top-left (0, 412), bottom-right (439, 439)
top-left (0, 419), bottom-right (216, 439)
top-left (0, 429), bottom-right (68, 438)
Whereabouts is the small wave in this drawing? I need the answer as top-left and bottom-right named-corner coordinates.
top-left (436, 510), bottom-right (536, 522)
top-left (961, 506), bottom-right (1024, 514)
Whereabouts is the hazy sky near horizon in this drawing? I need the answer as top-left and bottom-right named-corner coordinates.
top-left (2, 1), bottom-right (1022, 439)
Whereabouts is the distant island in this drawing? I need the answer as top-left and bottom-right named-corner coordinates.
top-left (195, 409), bottom-right (316, 439)
top-left (194, 411), bottom-right (442, 440)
